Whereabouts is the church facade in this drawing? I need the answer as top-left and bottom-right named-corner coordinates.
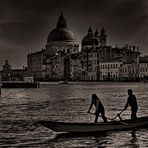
top-left (73, 27), bottom-right (140, 81)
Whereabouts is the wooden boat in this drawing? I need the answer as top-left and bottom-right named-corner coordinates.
top-left (38, 116), bottom-right (148, 133)
top-left (59, 81), bottom-right (68, 84)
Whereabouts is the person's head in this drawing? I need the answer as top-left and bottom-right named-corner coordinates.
top-left (128, 89), bottom-right (133, 95)
top-left (92, 93), bottom-right (98, 100)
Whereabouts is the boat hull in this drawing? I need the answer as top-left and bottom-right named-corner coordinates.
top-left (38, 116), bottom-right (148, 133)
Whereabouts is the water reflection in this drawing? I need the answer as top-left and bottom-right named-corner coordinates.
top-left (119, 130), bottom-right (140, 148)
top-left (55, 131), bottom-right (107, 139)
top-left (49, 130), bottom-right (141, 147)
top-left (48, 130), bottom-right (141, 148)
top-left (131, 130), bottom-right (138, 144)
top-left (49, 132), bottom-right (108, 147)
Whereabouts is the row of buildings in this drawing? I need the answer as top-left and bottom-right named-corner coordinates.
top-left (1, 12), bottom-right (148, 82)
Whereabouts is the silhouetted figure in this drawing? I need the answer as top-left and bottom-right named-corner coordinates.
top-left (123, 89), bottom-right (138, 120)
top-left (87, 93), bottom-right (107, 123)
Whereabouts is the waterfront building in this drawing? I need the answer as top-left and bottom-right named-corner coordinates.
top-left (0, 59), bottom-right (27, 81)
top-left (119, 63), bottom-right (139, 81)
top-left (139, 56), bottom-right (148, 80)
top-left (100, 59), bottom-right (122, 81)
top-left (27, 49), bottom-right (46, 80)
top-left (81, 27), bottom-right (141, 81)
top-left (27, 12), bottom-right (142, 82)
top-left (46, 54), bottom-right (65, 81)
top-left (87, 50), bottom-right (99, 81)
top-left (70, 53), bottom-right (86, 81)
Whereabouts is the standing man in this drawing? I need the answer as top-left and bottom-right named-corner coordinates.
top-left (87, 93), bottom-right (107, 123)
top-left (123, 89), bottom-right (138, 120)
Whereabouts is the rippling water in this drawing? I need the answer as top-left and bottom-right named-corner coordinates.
top-left (0, 82), bottom-right (148, 147)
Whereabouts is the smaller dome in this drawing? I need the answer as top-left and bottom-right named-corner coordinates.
top-left (82, 27), bottom-right (99, 46)
top-left (82, 27), bottom-right (94, 46)
top-left (82, 36), bottom-right (99, 46)
top-left (82, 35), bottom-right (93, 46)
top-left (93, 38), bottom-right (99, 45)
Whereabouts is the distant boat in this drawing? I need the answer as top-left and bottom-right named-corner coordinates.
top-left (38, 116), bottom-right (148, 133)
top-left (59, 80), bottom-right (68, 84)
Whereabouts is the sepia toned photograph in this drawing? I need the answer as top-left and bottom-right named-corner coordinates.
top-left (0, 0), bottom-right (148, 147)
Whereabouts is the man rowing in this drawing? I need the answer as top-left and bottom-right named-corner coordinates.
top-left (121, 89), bottom-right (138, 120)
top-left (87, 93), bottom-right (107, 123)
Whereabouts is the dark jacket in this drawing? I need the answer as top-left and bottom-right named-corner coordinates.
top-left (124, 94), bottom-right (138, 110)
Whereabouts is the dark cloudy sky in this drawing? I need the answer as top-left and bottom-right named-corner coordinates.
top-left (0, 0), bottom-right (148, 69)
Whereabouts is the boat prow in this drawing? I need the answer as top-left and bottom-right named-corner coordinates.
top-left (38, 116), bottom-right (148, 133)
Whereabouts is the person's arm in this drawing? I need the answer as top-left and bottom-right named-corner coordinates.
top-left (123, 98), bottom-right (129, 110)
top-left (87, 99), bottom-right (94, 113)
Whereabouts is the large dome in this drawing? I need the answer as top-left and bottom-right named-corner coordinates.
top-left (47, 12), bottom-right (76, 43)
top-left (47, 27), bottom-right (76, 42)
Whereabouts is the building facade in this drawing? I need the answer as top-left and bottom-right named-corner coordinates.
top-left (119, 63), bottom-right (139, 81)
top-left (0, 59), bottom-right (27, 81)
top-left (27, 12), bottom-right (79, 81)
top-left (138, 56), bottom-right (148, 80)
top-left (79, 27), bottom-right (141, 81)
top-left (27, 13), bottom-right (147, 82)
top-left (27, 49), bottom-right (46, 80)
top-left (100, 59), bottom-right (122, 81)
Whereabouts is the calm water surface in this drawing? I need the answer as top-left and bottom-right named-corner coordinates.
top-left (0, 82), bottom-right (148, 147)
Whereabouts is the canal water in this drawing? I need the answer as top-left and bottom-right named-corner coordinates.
top-left (0, 82), bottom-right (148, 147)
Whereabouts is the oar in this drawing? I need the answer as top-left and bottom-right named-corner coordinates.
top-left (113, 109), bottom-right (125, 120)
top-left (88, 112), bottom-right (113, 121)
top-left (111, 110), bottom-right (130, 125)
top-left (88, 112), bottom-right (129, 125)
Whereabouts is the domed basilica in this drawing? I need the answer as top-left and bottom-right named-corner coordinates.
top-left (46, 12), bottom-right (79, 55)
top-left (27, 12), bottom-right (79, 81)
top-left (27, 12), bottom-right (141, 82)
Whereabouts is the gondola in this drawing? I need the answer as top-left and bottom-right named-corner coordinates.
top-left (38, 116), bottom-right (148, 133)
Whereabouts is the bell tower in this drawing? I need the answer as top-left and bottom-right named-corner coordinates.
top-left (99, 28), bottom-right (107, 47)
